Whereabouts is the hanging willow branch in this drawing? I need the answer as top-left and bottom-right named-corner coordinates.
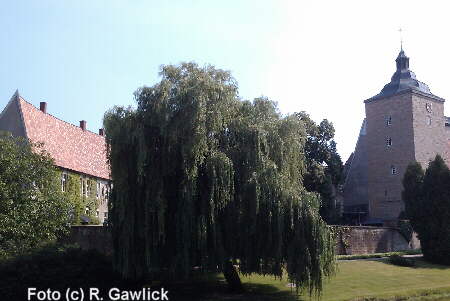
top-left (104, 62), bottom-right (336, 295)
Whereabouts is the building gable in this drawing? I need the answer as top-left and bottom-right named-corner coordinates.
top-left (0, 91), bottom-right (27, 138)
top-left (0, 91), bottom-right (110, 180)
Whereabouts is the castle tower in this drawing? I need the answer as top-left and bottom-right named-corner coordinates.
top-left (364, 49), bottom-right (446, 225)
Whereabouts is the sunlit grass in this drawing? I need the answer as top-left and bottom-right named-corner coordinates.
top-left (237, 258), bottom-right (450, 301)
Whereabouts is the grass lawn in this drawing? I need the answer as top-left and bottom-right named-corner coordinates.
top-left (2, 245), bottom-right (450, 301)
top-left (237, 258), bottom-right (450, 301)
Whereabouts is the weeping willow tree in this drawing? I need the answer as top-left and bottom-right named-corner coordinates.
top-left (104, 63), bottom-right (336, 295)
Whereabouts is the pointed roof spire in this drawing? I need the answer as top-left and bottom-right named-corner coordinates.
top-left (8, 89), bottom-right (21, 104)
top-left (395, 48), bottom-right (409, 71)
top-left (367, 48), bottom-right (434, 101)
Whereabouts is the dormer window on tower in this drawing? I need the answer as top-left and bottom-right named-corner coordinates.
top-left (386, 115), bottom-right (392, 126)
top-left (396, 50), bottom-right (409, 70)
top-left (391, 165), bottom-right (397, 175)
top-left (386, 137), bottom-right (392, 147)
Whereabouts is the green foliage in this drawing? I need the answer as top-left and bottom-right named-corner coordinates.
top-left (295, 112), bottom-right (343, 223)
top-left (402, 156), bottom-right (450, 265)
top-left (388, 254), bottom-right (416, 267)
top-left (0, 133), bottom-right (70, 258)
top-left (331, 226), bottom-right (352, 254)
top-left (397, 212), bottom-right (413, 243)
top-left (104, 62), bottom-right (336, 295)
top-left (63, 172), bottom-right (100, 225)
top-left (337, 249), bottom-right (421, 260)
top-left (0, 244), bottom-right (122, 301)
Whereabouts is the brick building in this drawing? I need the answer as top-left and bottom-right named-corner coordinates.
top-left (343, 48), bottom-right (450, 226)
top-left (0, 91), bottom-right (110, 224)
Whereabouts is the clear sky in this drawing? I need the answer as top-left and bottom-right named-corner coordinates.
top-left (2, 0), bottom-right (450, 162)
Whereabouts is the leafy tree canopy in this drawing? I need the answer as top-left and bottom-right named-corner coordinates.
top-left (0, 133), bottom-right (70, 258)
top-left (402, 155), bottom-right (450, 265)
top-left (104, 63), bottom-right (336, 295)
top-left (295, 112), bottom-right (343, 223)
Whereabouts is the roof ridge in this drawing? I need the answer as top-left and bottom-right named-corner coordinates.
top-left (17, 96), bottom-right (105, 138)
top-left (15, 94), bottom-right (110, 180)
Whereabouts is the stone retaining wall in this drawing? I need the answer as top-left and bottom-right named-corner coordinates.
top-left (65, 225), bottom-right (420, 256)
top-left (333, 225), bottom-right (420, 255)
top-left (64, 225), bottom-right (113, 256)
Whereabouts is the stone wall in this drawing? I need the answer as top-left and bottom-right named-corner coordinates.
top-left (64, 225), bottom-right (113, 256)
top-left (334, 225), bottom-right (420, 255)
top-left (411, 93), bottom-right (447, 168)
top-left (65, 225), bottom-right (420, 257)
top-left (343, 119), bottom-right (369, 209)
top-left (0, 95), bottom-right (27, 137)
top-left (365, 92), bottom-right (415, 221)
top-left (364, 90), bottom-right (447, 223)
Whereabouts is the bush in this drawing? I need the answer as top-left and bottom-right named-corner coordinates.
top-left (388, 254), bottom-right (415, 267)
top-left (0, 134), bottom-right (71, 258)
top-left (0, 244), bottom-right (123, 301)
top-left (403, 156), bottom-right (450, 265)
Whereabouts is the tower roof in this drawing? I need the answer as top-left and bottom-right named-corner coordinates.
top-left (368, 49), bottom-right (435, 101)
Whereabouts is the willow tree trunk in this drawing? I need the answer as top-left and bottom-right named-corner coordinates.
top-left (223, 260), bottom-right (244, 293)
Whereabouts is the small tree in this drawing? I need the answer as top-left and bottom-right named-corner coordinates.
top-left (0, 133), bottom-right (70, 258)
top-left (104, 63), bottom-right (336, 295)
top-left (296, 112), bottom-right (343, 223)
top-left (402, 156), bottom-right (450, 265)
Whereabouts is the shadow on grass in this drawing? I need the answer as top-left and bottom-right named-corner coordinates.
top-left (161, 274), bottom-right (302, 301)
top-left (0, 245), bottom-right (303, 301)
top-left (242, 283), bottom-right (304, 301)
top-left (413, 258), bottom-right (450, 270)
top-left (373, 257), bottom-right (450, 270)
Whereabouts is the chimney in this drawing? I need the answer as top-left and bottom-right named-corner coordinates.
top-left (99, 128), bottom-right (104, 136)
top-left (80, 120), bottom-right (87, 131)
top-left (40, 102), bottom-right (47, 113)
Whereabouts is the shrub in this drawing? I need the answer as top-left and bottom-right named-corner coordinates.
top-left (0, 244), bottom-right (122, 301)
top-left (403, 156), bottom-right (450, 265)
top-left (0, 134), bottom-right (71, 258)
top-left (388, 254), bottom-right (415, 267)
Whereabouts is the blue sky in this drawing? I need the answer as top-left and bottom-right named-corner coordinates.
top-left (0, 0), bottom-right (282, 134)
top-left (2, 1), bottom-right (450, 161)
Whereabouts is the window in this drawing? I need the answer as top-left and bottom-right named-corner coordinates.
top-left (96, 210), bottom-right (99, 217)
top-left (87, 179), bottom-right (91, 197)
top-left (81, 177), bottom-right (88, 197)
top-left (386, 137), bottom-right (392, 147)
top-left (61, 173), bottom-right (68, 192)
top-left (104, 212), bottom-right (108, 219)
top-left (386, 115), bottom-right (392, 126)
top-left (391, 165), bottom-right (397, 175)
top-left (96, 182), bottom-right (100, 199)
top-left (426, 116), bottom-right (432, 126)
top-left (85, 207), bottom-right (89, 214)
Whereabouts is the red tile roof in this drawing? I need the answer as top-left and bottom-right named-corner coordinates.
top-left (18, 96), bottom-right (110, 180)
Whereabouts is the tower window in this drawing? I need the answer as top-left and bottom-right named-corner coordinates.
top-left (386, 115), bottom-right (392, 126)
top-left (386, 137), bottom-right (392, 147)
top-left (426, 116), bottom-right (432, 126)
top-left (391, 165), bottom-right (397, 175)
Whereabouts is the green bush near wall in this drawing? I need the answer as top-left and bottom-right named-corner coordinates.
top-left (64, 172), bottom-right (100, 225)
